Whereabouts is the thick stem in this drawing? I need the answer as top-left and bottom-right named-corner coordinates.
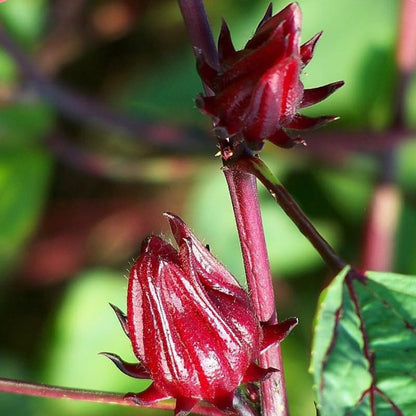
top-left (224, 167), bottom-right (289, 416)
top-left (223, 168), bottom-right (276, 320)
top-left (177, 2), bottom-right (289, 413)
top-left (177, 0), bottom-right (219, 71)
top-left (0, 378), bottom-right (225, 416)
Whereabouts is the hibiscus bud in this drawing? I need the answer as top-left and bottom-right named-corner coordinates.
top-left (196, 2), bottom-right (344, 150)
top-left (103, 213), bottom-right (297, 415)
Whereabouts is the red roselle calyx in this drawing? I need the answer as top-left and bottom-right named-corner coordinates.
top-left (103, 213), bottom-right (297, 415)
top-left (196, 2), bottom-right (344, 151)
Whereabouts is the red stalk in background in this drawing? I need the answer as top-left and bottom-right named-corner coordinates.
top-left (396, 0), bottom-right (416, 75)
top-left (361, 0), bottom-right (416, 271)
top-left (0, 377), bottom-right (227, 416)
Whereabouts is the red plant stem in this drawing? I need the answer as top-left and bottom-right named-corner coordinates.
top-left (176, 0), bottom-right (219, 73)
top-left (0, 378), bottom-right (226, 416)
top-left (223, 168), bottom-right (277, 320)
top-left (224, 166), bottom-right (288, 416)
top-left (177, 1), bottom-right (289, 414)
top-left (396, 0), bottom-right (416, 74)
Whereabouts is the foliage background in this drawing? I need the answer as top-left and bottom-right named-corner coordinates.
top-left (0, 0), bottom-right (413, 415)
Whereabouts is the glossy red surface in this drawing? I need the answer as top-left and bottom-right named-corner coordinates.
top-left (196, 3), bottom-right (343, 150)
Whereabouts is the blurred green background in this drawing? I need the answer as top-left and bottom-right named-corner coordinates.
top-left (0, 0), bottom-right (414, 415)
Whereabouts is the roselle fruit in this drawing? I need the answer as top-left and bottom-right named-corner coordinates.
top-left (196, 2), bottom-right (343, 150)
top-left (103, 213), bottom-right (297, 415)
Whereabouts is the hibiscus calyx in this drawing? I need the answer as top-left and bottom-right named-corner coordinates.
top-left (196, 2), bottom-right (344, 151)
top-left (103, 213), bottom-right (297, 415)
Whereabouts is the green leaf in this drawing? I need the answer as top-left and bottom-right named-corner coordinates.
top-left (310, 267), bottom-right (416, 415)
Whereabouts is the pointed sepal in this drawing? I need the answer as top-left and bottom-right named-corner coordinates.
top-left (286, 114), bottom-right (339, 130)
top-left (100, 352), bottom-right (150, 379)
top-left (260, 317), bottom-right (298, 354)
top-left (218, 19), bottom-right (236, 63)
top-left (300, 81), bottom-right (344, 108)
top-left (266, 128), bottom-right (295, 148)
top-left (300, 31), bottom-right (322, 67)
top-left (212, 392), bottom-right (237, 414)
top-left (256, 3), bottom-right (273, 31)
top-left (242, 362), bottom-right (278, 383)
top-left (126, 383), bottom-right (171, 405)
top-left (109, 303), bottom-right (129, 338)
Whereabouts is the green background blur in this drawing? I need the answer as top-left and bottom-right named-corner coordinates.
top-left (0, 0), bottom-right (415, 415)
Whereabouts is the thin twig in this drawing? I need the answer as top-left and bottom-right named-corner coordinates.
top-left (0, 378), bottom-right (226, 416)
top-left (235, 156), bottom-right (347, 274)
top-left (177, 0), bottom-right (219, 71)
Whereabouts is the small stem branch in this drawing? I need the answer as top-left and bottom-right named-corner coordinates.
top-left (223, 166), bottom-right (288, 416)
top-left (235, 156), bottom-right (346, 274)
top-left (223, 168), bottom-right (276, 320)
top-left (0, 378), bottom-right (137, 407)
top-left (0, 378), bottom-right (225, 416)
